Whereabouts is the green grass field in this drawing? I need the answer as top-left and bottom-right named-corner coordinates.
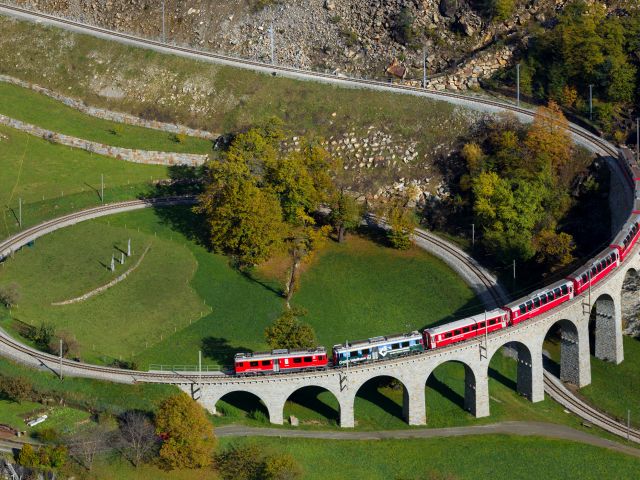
top-left (0, 124), bottom-right (168, 239)
top-left (0, 356), bottom-right (178, 416)
top-left (0, 398), bottom-right (90, 437)
top-left (83, 435), bottom-right (640, 480)
top-left (0, 207), bottom-right (479, 370)
top-left (0, 82), bottom-right (213, 154)
top-left (579, 336), bottom-right (640, 429)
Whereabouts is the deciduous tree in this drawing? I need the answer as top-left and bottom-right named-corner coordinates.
top-left (264, 308), bottom-right (316, 350)
top-left (0, 374), bottom-right (32, 403)
top-left (155, 393), bottom-right (216, 470)
top-left (119, 411), bottom-right (158, 467)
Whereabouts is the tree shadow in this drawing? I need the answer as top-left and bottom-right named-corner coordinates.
top-left (356, 377), bottom-right (404, 422)
top-left (426, 373), bottom-right (465, 410)
top-left (238, 268), bottom-right (284, 297)
top-left (286, 387), bottom-right (339, 423)
top-left (201, 336), bottom-right (253, 366)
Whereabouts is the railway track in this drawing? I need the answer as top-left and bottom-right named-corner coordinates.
top-left (0, 1), bottom-right (636, 445)
top-left (543, 372), bottom-right (640, 443)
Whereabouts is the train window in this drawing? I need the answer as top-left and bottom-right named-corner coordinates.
top-left (362, 349), bottom-right (370, 355)
top-left (454, 330), bottom-right (461, 336)
top-left (547, 292), bottom-right (554, 302)
top-left (250, 361), bottom-right (259, 367)
top-left (478, 322), bottom-right (485, 329)
top-left (541, 296), bottom-right (548, 305)
top-left (237, 362), bottom-right (244, 367)
top-left (581, 273), bottom-right (588, 283)
top-left (445, 332), bottom-right (453, 338)
top-left (519, 305), bottom-right (526, 314)
top-left (526, 300), bottom-right (533, 310)
top-left (392, 343), bottom-right (400, 349)
top-left (293, 358), bottom-right (302, 364)
top-left (533, 298), bottom-right (541, 308)
top-left (606, 257), bottom-right (612, 266)
top-left (402, 342), bottom-right (409, 348)
top-left (489, 319), bottom-right (496, 325)
top-left (462, 327), bottom-right (469, 333)
top-left (261, 360), bottom-right (271, 366)
top-left (561, 285), bottom-right (568, 295)
top-left (591, 267), bottom-right (597, 275)
top-left (554, 288), bottom-right (561, 296)
top-left (471, 324), bottom-right (478, 330)
top-left (304, 356), bottom-right (312, 362)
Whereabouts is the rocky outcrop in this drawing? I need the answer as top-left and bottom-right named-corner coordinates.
top-left (6, 0), bottom-right (566, 89)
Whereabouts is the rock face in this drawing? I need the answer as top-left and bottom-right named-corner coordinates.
top-left (10, 0), bottom-right (565, 90)
top-left (622, 272), bottom-right (640, 337)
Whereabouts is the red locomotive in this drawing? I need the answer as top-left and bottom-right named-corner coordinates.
top-left (234, 348), bottom-right (328, 375)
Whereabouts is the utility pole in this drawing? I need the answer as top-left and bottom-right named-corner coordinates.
top-left (18, 198), bottom-right (21, 228)
top-left (513, 260), bottom-right (516, 280)
top-left (589, 84), bottom-right (593, 121)
top-left (269, 22), bottom-right (275, 65)
top-left (59, 339), bottom-right (63, 380)
top-left (627, 409), bottom-right (631, 441)
top-left (162, 0), bottom-right (166, 43)
top-left (199, 350), bottom-right (202, 384)
top-left (471, 223), bottom-right (475, 247)
top-left (423, 48), bottom-right (427, 88)
top-left (101, 174), bottom-right (104, 204)
top-left (127, 238), bottom-right (131, 257)
top-left (516, 63), bottom-right (521, 107)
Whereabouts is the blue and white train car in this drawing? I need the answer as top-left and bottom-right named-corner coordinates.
top-left (332, 331), bottom-right (424, 366)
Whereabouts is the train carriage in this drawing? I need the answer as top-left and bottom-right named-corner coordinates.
top-left (610, 217), bottom-right (640, 262)
top-left (234, 347), bottom-right (328, 375)
top-left (506, 279), bottom-right (574, 325)
top-left (568, 249), bottom-right (620, 296)
top-left (423, 309), bottom-right (509, 349)
top-left (332, 331), bottom-right (424, 366)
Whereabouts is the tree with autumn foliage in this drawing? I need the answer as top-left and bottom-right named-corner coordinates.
top-left (265, 308), bottom-right (316, 350)
top-left (155, 393), bottom-right (216, 470)
top-left (525, 100), bottom-right (571, 171)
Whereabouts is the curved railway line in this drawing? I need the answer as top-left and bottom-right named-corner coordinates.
top-left (0, 2), bottom-right (637, 446)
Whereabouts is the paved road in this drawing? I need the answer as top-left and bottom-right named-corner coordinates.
top-left (216, 421), bottom-right (640, 458)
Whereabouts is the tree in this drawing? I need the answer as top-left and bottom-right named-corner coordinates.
top-left (329, 191), bottom-right (362, 243)
top-left (0, 374), bottom-right (32, 403)
top-left (30, 322), bottom-right (56, 351)
top-left (155, 393), bottom-right (216, 470)
top-left (385, 200), bottom-right (417, 250)
top-left (196, 161), bottom-right (285, 266)
top-left (263, 453), bottom-right (303, 480)
top-left (525, 101), bottom-right (571, 171)
top-left (283, 211), bottom-right (331, 306)
top-left (215, 444), bottom-right (265, 480)
top-left (68, 429), bottom-right (107, 471)
top-left (534, 229), bottom-right (575, 271)
top-left (461, 142), bottom-right (484, 176)
top-left (119, 411), bottom-right (157, 467)
top-left (49, 331), bottom-right (80, 359)
top-left (264, 308), bottom-right (316, 350)
top-left (0, 282), bottom-right (20, 307)
top-left (17, 444), bottom-right (39, 468)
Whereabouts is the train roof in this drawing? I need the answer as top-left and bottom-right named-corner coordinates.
top-left (568, 247), bottom-right (618, 279)
top-left (235, 346), bottom-right (326, 361)
top-left (332, 331), bottom-right (421, 351)
top-left (424, 309), bottom-right (507, 335)
top-left (611, 217), bottom-right (640, 246)
top-left (506, 278), bottom-right (573, 310)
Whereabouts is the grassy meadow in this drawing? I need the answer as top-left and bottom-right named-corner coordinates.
top-left (0, 124), bottom-right (168, 239)
top-left (0, 82), bottom-right (213, 154)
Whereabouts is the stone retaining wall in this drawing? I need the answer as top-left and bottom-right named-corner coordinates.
top-left (0, 114), bottom-right (209, 166)
top-left (0, 74), bottom-right (218, 140)
top-left (52, 245), bottom-right (151, 306)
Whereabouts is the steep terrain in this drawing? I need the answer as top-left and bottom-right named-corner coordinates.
top-left (9, 0), bottom-right (566, 87)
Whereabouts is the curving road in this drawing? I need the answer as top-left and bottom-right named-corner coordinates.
top-left (0, 1), bottom-right (637, 446)
top-left (215, 421), bottom-right (640, 458)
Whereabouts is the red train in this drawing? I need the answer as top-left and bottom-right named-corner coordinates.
top-left (233, 148), bottom-right (640, 375)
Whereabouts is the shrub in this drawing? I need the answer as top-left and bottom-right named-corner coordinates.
top-left (0, 374), bottom-right (33, 403)
top-left (0, 282), bottom-right (20, 307)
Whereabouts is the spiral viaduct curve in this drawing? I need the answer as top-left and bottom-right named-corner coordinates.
top-left (0, 2), bottom-right (639, 437)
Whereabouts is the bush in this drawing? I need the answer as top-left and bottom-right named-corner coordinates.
top-left (0, 282), bottom-right (20, 307)
top-left (215, 444), bottom-right (303, 480)
top-left (0, 374), bottom-right (33, 403)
